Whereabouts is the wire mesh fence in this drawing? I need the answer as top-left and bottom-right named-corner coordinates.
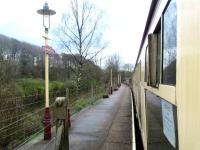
top-left (0, 90), bottom-right (65, 150)
top-left (0, 85), bottom-right (105, 149)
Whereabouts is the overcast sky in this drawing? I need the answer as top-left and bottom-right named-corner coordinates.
top-left (0, 0), bottom-right (151, 66)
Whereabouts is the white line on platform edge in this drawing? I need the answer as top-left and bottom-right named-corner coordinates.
top-left (131, 91), bottom-right (136, 150)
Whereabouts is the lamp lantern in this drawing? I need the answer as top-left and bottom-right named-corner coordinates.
top-left (37, 2), bottom-right (56, 29)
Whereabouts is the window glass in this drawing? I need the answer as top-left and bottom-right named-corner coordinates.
top-left (162, 0), bottom-right (177, 85)
top-left (146, 90), bottom-right (178, 150)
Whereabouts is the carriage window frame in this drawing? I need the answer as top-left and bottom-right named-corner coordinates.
top-left (144, 46), bottom-right (149, 83)
top-left (137, 61), bottom-right (142, 126)
top-left (147, 20), bottom-right (161, 87)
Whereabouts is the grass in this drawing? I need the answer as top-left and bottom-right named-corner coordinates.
top-left (71, 89), bottom-right (104, 114)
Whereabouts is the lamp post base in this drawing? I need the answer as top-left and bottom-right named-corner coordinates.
top-left (44, 107), bottom-right (51, 140)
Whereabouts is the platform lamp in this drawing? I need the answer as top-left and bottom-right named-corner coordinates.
top-left (37, 2), bottom-right (56, 140)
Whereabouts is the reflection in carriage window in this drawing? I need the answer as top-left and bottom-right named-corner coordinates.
top-left (162, 0), bottom-right (177, 85)
top-left (146, 91), bottom-right (178, 150)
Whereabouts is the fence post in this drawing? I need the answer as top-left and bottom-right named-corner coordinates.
top-left (110, 69), bottom-right (113, 94)
top-left (91, 83), bottom-right (94, 98)
top-left (66, 88), bottom-right (71, 128)
top-left (66, 88), bottom-right (69, 104)
top-left (54, 97), bottom-right (69, 150)
top-left (103, 82), bottom-right (109, 98)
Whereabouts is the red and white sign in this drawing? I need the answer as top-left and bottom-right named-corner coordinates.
top-left (42, 45), bottom-right (55, 55)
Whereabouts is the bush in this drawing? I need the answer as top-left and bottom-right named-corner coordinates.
top-left (65, 80), bottom-right (77, 100)
top-left (15, 79), bottom-right (67, 96)
top-left (16, 78), bottom-right (44, 96)
top-left (49, 81), bottom-right (65, 93)
top-left (0, 82), bottom-right (25, 98)
top-left (80, 79), bottom-right (97, 92)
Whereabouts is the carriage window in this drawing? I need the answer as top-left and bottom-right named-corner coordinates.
top-left (146, 91), bottom-right (179, 150)
top-left (162, 0), bottom-right (177, 85)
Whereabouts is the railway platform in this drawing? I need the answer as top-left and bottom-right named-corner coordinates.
top-left (18, 85), bottom-right (135, 150)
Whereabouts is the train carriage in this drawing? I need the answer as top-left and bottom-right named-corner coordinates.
top-left (132, 0), bottom-right (200, 150)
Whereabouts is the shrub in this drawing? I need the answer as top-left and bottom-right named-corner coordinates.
top-left (65, 81), bottom-right (77, 100)
top-left (49, 81), bottom-right (65, 93)
top-left (16, 78), bottom-right (44, 96)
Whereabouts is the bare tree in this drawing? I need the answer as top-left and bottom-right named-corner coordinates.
top-left (55, 0), bottom-right (107, 92)
top-left (123, 63), bottom-right (134, 72)
top-left (123, 63), bottom-right (134, 80)
top-left (106, 54), bottom-right (121, 71)
top-left (105, 54), bottom-right (122, 88)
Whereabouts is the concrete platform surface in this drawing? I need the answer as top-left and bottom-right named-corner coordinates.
top-left (18, 85), bottom-right (134, 150)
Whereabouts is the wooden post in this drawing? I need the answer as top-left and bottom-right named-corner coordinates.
top-left (66, 88), bottom-right (69, 104)
top-left (54, 97), bottom-right (69, 150)
top-left (66, 88), bottom-right (71, 128)
top-left (103, 81), bottom-right (109, 98)
top-left (110, 69), bottom-right (113, 94)
top-left (120, 74), bottom-right (121, 86)
top-left (91, 83), bottom-right (94, 98)
top-left (118, 74), bottom-right (120, 87)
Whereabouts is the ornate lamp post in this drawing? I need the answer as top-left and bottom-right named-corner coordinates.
top-left (37, 2), bottom-right (56, 140)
